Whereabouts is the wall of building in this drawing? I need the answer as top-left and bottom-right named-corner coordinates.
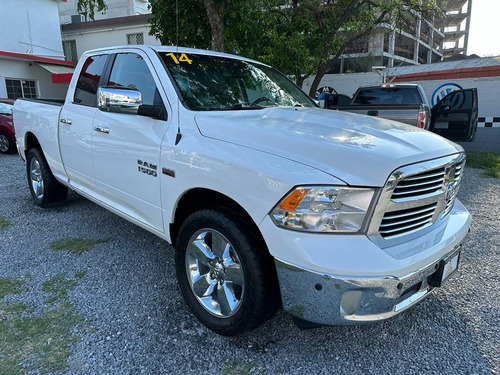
top-left (0, 0), bottom-right (64, 59)
top-left (0, 59), bottom-right (69, 99)
top-left (59, 0), bottom-right (150, 23)
top-left (62, 24), bottom-right (160, 59)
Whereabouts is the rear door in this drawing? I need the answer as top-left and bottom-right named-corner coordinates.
top-left (430, 88), bottom-right (478, 141)
top-left (59, 54), bottom-right (110, 194)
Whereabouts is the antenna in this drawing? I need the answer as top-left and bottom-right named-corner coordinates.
top-left (176, 0), bottom-right (179, 51)
top-left (174, 0), bottom-right (182, 145)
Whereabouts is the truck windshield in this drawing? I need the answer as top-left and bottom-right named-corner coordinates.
top-left (352, 87), bottom-right (422, 105)
top-left (159, 52), bottom-right (316, 111)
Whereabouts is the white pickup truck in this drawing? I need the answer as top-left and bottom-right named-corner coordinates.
top-left (14, 45), bottom-right (471, 335)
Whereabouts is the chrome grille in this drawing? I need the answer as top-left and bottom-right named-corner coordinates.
top-left (441, 159), bottom-right (465, 218)
top-left (379, 203), bottom-right (437, 238)
top-left (368, 154), bottom-right (466, 244)
top-left (391, 168), bottom-right (445, 199)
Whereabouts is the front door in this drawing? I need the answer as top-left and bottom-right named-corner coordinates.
top-left (430, 88), bottom-right (478, 141)
top-left (91, 51), bottom-right (170, 232)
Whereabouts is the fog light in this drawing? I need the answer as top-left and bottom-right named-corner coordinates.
top-left (340, 291), bottom-right (362, 315)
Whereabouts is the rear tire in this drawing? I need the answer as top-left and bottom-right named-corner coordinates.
top-left (175, 209), bottom-right (280, 336)
top-left (0, 131), bottom-right (15, 154)
top-left (26, 148), bottom-right (68, 207)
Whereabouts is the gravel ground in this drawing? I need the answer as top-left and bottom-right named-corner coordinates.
top-left (1, 152), bottom-right (499, 375)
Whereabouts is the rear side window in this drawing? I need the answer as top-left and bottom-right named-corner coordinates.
top-left (353, 87), bottom-right (422, 105)
top-left (73, 54), bottom-right (108, 107)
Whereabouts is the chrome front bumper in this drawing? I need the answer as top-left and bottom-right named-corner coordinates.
top-left (276, 243), bottom-right (463, 325)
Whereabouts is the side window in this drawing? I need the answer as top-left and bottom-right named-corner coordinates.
top-left (439, 90), bottom-right (472, 111)
top-left (107, 53), bottom-right (158, 106)
top-left (74, 54), bottom-right (108, 107)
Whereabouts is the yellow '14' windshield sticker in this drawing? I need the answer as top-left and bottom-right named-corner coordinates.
top-left (166, 53), bottom-right (192, 64)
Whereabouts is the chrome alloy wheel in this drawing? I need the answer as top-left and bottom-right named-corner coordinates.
top-left (186, 229), bottom-right (245, 318)
top-left (29, 157), bottom-right (44, 200)
top-left (0, 134), bottom-right (9, 153)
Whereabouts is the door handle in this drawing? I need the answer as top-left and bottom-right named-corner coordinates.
top-left (367, 110), bottom-right (378, 116)
top-left (60, 118), bottom-right (72, 125)
top-left (94, 126), bottom-right (110, 134)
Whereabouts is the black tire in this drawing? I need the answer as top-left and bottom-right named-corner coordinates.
top-left (0, 131), bottom-right (15, 154)
top-left (175, 209), bottom-right (280, 336)
top-left (26, 148), bottom-right (68, 207)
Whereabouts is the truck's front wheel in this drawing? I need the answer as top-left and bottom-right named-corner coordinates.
top-left (175, 209), bottom-right (280, 335)
top-left (26, 148), bottom-right (68, 207)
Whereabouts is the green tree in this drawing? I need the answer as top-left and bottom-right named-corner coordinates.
top-left (148, 0), bottom-right (273, 54)
top-left (148, 0), bottom-right (440, 96)
top-left (267, 0), bottom-right (440, 95)
top-left (76, 0), bottom-right (108, 21)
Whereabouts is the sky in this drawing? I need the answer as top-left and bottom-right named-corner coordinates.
top-left (467, 0), bottom-right (500, 57)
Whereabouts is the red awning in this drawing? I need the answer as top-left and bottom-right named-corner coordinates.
top-left (37, 63), bottom-right (74, 84)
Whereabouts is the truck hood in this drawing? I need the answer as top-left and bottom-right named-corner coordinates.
top-left (194, 107), bottom-right (463, 187)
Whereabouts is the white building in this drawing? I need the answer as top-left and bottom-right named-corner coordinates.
top-left (61, 14), bottom-right (160, 61)
top-left (0, 0), bottom-right (73, 99)
top-left (58, 0), bottom-right (151, 24)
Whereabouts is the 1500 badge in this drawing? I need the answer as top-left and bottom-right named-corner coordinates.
top-left (137, 159), bottom-right (157, 177)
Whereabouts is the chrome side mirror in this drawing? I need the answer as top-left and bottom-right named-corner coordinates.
top-left (98, 86), bottom-right (142, 115)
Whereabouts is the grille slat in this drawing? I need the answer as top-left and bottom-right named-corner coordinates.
top-left (379, 203), bottom-right (436, 238)
top-left (395, 176), bottom-right (445, 189)
top-left (391, 167), bottom-right (445, 199)
top-left (379, 218), bottom-right (433, 236)
top-left (381, 205), bottom-right (436, 221)
top-left (401, 171), bottom-right (445, 182)
top-left (391, 185), bottom-right (442, 198)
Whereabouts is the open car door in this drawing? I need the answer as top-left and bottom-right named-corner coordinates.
top-left (321, 93), bottom-right (352, 109)
top-left (430, 88), bottom-right (478, 141)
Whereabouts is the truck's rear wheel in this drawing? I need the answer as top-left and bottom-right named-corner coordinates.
top-left (26, 148), bottom-right (68, 207)
top-left (175, 209), bottom-right (280, 335)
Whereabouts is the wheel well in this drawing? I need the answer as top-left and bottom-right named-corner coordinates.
top-left (24, 132), bottom-right (41, 154)
top-left (170, 188), bottom-right (267, 250)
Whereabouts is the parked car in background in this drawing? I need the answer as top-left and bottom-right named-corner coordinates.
top-left (320, 84), bottom-right (478, 142)
top-left (0, 98), bottom-right (16, 154)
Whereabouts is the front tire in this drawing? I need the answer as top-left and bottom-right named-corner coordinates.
top-left (26, 148), bottom-right (68, 207)
top-left (175, 209), bottom-right (280, 335)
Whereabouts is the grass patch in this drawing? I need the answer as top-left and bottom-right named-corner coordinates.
top-left (49, 237), bottom-right (111, 255)
top-left (223, 359), bottom-right (259, 375)
top-left (0, 215), bottom-right (12, 230)
top-left (42, 274), bottom-right (78, 304)
top-left (0, 273), bottom-right (84, 374)
top-left (466, 152), bottom-right (500, 178)
top-left (0, 277), bottom-right (25, 299)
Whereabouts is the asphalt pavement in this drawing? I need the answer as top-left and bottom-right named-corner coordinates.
top-left (0, 152), bottom-right (498, 375)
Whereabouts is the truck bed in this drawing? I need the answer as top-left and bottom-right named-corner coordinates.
top-left (333, 104), bottom-right (425, 128)
top-left (13, 98), bottom-right (66, 180)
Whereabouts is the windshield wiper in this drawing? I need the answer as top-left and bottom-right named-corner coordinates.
top-left (207, 103), bottom-right (266, 111)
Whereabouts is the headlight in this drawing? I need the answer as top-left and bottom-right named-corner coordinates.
top-left (270, 186), bottom-right (375, 233)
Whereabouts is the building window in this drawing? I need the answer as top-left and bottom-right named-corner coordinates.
top-left (63, 40), bottom-right (78, 62)
top-left (127, 33), bottom-right (144, 45)
top-left (5, 79), bottom-right (37, 99)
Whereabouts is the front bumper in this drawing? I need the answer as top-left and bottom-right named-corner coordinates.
top-left (261, 200), bottom-right (471, 325)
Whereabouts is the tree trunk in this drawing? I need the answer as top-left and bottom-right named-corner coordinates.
top-left (204, 0), bottom-right (225, 52)
top-left (308, 62), bottom-right (329, 98)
